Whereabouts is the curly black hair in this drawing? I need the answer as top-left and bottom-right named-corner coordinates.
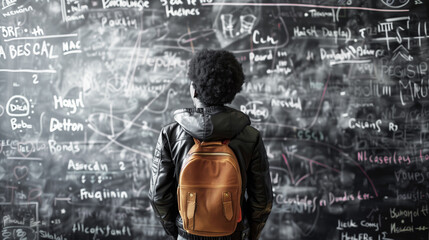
top-left (187, 49), bottom-right (245, 106)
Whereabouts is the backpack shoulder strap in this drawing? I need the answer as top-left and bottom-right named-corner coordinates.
top-left (192, 137), bottom-right (200, 145)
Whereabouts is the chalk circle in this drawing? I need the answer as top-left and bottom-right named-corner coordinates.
top-left (380, 0), bottom-right (410, 8)
top-left (6, 95), bottom-right (30, 117)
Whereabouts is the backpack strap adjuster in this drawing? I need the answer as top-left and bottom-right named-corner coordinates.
top-left (187, 192), bottom-right (196, 230)
top-left (222, 192), bottom-right (233, 221)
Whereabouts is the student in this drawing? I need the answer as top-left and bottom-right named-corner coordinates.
top-left (148, 49), bottom-right (273, 240)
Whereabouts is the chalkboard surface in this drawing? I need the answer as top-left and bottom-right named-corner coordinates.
top-left (1, 0), bottom-right (428, 239)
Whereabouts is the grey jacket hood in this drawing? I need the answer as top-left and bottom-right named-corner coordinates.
top-left (173, 106), bottom-right (251, 141)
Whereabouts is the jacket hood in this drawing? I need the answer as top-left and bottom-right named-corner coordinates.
top-left (173, 106), bottom-right (250, 141)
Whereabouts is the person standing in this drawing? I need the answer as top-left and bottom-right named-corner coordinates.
top-left (149, 49), bottom-right (273, 240)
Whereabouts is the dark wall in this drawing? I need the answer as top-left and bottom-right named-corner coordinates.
top-left (1, 0), bottom-right (429, 239)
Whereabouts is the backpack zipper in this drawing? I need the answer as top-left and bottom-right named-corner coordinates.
top-left (182, 152), bottom-right (238, 173)
top-left (191, 152), bottom-right (232, 156)
top-left (180, 184), bottom-right (241, 188)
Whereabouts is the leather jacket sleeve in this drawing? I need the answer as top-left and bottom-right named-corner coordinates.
top-left (148, 128), bottom-right (178, 238)
top-left (246, 133), bottom-right (273, 240)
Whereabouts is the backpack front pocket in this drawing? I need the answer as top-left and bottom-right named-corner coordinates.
top-left (179, 185), bottom-right (240, 236)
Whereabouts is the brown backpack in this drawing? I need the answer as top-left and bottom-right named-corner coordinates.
top-left (177, 137), bottom-right (242, 237)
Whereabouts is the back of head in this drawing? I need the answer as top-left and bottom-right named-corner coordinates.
top-left (187, 49), bottom-right (245, 106)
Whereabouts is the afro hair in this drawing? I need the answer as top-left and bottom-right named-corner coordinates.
top-left (187, 49), bottom-right (245, 106)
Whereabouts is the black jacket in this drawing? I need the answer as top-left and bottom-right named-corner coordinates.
top-left (148, 106), bottom-right (273, 240)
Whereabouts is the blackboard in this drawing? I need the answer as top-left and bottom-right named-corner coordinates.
top-left (1, 0), bottom-right (429, 239)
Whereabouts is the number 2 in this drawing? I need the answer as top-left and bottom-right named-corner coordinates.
top-left (32, 74), bottom-right (39, 84)
top-left (119, 161), bottom-right (126, 171)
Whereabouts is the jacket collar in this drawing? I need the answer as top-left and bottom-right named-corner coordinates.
top-left (173, 106), bottom-right (250, 141)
